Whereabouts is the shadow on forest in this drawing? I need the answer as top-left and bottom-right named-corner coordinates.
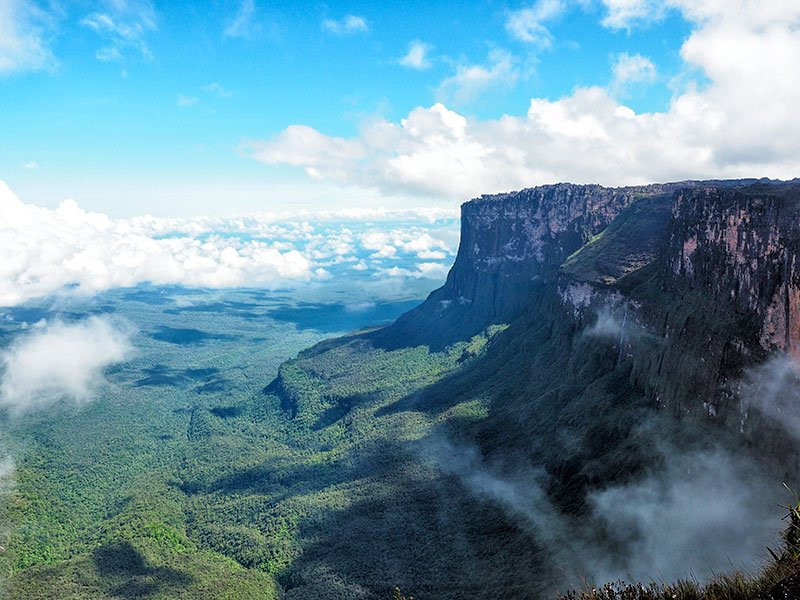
top-left (92, 541), bottom-right (192, 599)
top-left (150, 326), bottom-right (234, 345)
top-left (276, 452), bottom-right (552, 600)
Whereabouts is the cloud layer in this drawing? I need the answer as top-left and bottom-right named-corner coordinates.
top-left (0, 182), bottom-right (458, 306)
top-left (249, 0), bottom-right (800, 199)
top-left (0, 316), bottom-right (133, 416)
top-left (0, 0), bottom-right (55, 74)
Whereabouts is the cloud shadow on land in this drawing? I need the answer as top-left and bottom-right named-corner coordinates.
top-left (149, 326), bottom-right (234, 346)
top-left (92, 541), bottom-right (192, 599)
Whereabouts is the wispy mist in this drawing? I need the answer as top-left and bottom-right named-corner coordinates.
top-left (0, 316), bottom-right (133, 416)
top-left (423, 428), bottom-right (783, 591)
top-left (741, 354), bottom-right (800, 441)
top-left (584, 306), bottom-right (627, 340)
top-left (587, 448), bottom-right (781, 584)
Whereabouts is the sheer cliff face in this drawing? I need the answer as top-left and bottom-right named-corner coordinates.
top-left (381, 183), bottom-right (674, 348)
top-left (450, 184), bottom-right (646, 311)
top-left (667, 184), bottom-right (800, 358)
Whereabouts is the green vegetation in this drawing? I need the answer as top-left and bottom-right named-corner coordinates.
top-left (2, 181), bottom-right (798, 600)
top-left (562, 194), bottom-right (673, 284)
top-left (1, 289), bottom-right (546, 599)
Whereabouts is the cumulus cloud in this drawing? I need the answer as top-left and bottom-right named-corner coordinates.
top-left (0, 0), bottom-right (56, 74)
top-left (249, 0), bottom-right (800, 200)
top-left (0, 182), bottom-right (317, 306)
top-left (0, 181), bottom-right (458, 306)
top-left (80, 0), bottom-right (157, 62)
top-left (399, 40), bottom-right (432, 70)
top-left (600, 0), bottom-right (666, 29)
top-left (505, 0), bottom-right (566, 46)
top-left (0, 316), bottom-right (133, 416)
top-left (610, 52), bottom-right (656, 94)
top-left (322, 15), bottom-right (368, 36)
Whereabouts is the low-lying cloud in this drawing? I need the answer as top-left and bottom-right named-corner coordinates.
top-left (740, 355), bottom-right (800, 441)
top-left (588, 448), bottom-right (780, 584)
top-left (0, 181), bottom-right (459, 307)
top-left (425, 430), bottom-right (782, 591)
top-left (0, 316), bottom-right (133, 416)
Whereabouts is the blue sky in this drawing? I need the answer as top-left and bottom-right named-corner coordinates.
top-left (2, 0), bottom-right (800, 309)
top-left (1, 0), bottom-right (698, 215)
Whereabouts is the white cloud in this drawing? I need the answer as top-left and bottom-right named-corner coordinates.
top-left (322, 15), bottom-right (368, 35)
top-left (610, 52), bottom-right (656, 95)
top-left (80, 0), bottom-right (157, 62)
top-left (0, 182), bottom-right (317, 306)
top-left (202, 82), bottom-right (232, 97)
top-left (436, 49), bottom-right (520, 106)
top-left (249, 1), bottom-right (800, 200)
top-left (506, 0), bottom-right (566, 46)
top-left (0, 316), bottom-right (133, 416)
top-left (600, 0), bottom-right (666, 29)
top-left (22, 161), bottom-right (38, 169)
top-left (0, 181), bottom-right (458, 306)
top-left (589, 449), bottom-right (779, 583)
top-left (612, 52), bottom-right (656, 85)
top-left (399, 40), bottom-right (432, 70)
top-left (177, 94), bottom-right (198, 107)
top-left (0, 0), bottom-right (55, 74)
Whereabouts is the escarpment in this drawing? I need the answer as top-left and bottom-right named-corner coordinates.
top-left (374, 182), bottom-right (676, 349)
top-left (667, 183), bottom-right (800, 358)
top-left (256, 178), bottom-right (800, 598)
top-left (371, 178), bottom-right (800, 460)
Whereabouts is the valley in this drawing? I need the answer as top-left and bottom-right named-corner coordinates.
top-left (3, 180), bottom-right (800, 599)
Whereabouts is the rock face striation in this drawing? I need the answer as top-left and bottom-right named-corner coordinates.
top-left (379, 183), bottom-right (673, 348)
top-left (667, 183), bottom-right (800, 358)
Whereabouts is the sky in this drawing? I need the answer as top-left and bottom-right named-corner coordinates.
top-left (2, 0), bottom-right (800, 305)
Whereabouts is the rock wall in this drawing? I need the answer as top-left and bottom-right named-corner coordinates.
top-left (378, 183), bottom-right (675, 348)
top-left (667, 183), bottom-right (800, 358)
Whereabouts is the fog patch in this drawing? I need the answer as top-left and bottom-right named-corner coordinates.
top-left (420, 436), bottom-right (568, 545)
top-left (422, 430), bottom-right (782, 590)
top-left (587, 448), bottom-right (781, 584)
top-left (740, 354), bottom-right (800, 440)
top-left (345, 301), bottom-right (376, 312)
top-left (585, 306), bottom-right (627, 339)
top-left (0, 316), bottom-right (133, 416)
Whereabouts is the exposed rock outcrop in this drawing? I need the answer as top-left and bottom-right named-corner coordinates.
top-left (667, 183), bottom-right (800, 358)
top-left (377, 183), bottom-right (677, 348)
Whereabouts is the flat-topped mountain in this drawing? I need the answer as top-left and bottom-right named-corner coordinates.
top-left (377, 179), bottom-right (780, 348)
top-left (242, 177), bottom-right (800, 598)
top-left (12, 178), bottom-right (800, 600)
